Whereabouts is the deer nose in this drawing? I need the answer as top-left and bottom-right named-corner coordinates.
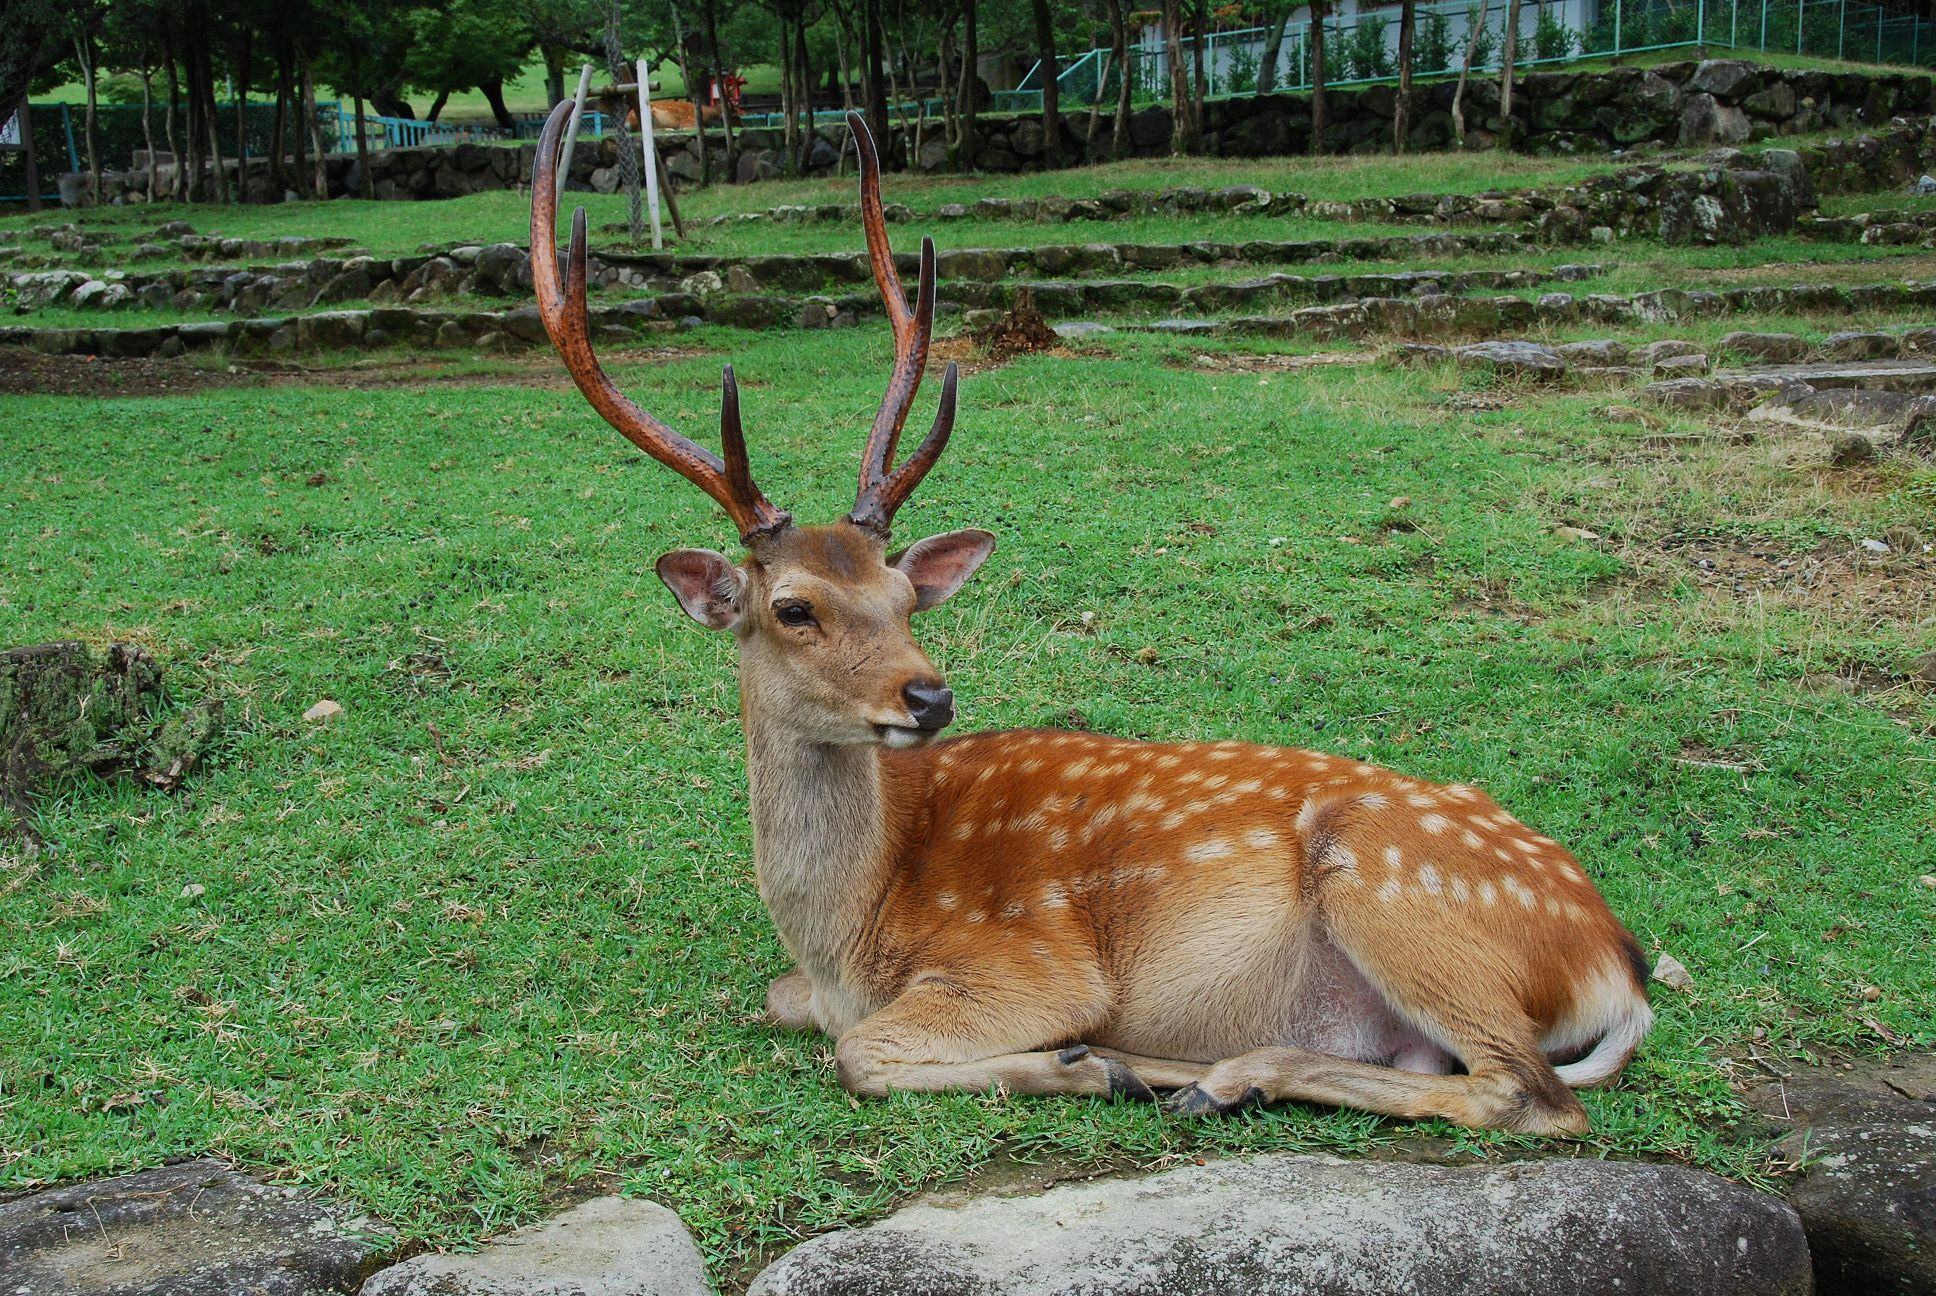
top-left (902, 680), bottom-right (955, 731)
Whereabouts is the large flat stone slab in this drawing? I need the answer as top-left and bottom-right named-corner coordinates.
top-left (1714, 359), bottom-right (1936, 392)
top-left (749, 1154), bottom-right (1809, 1296)
top-left (0, 1158), bottom-right (392, 1296)
top-left (361, 1196), bottom-right (710, 1296)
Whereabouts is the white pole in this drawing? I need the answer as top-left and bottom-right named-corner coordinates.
top-left (557, 63), bottom-right (593, 204)
top-left (636, 57), bottom-right (664, 250)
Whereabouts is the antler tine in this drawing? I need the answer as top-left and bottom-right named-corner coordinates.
top-left (530, 101), bottom-right (790, 542)
top-left (862, 362), bottom-right (958, 528)
top-left (846, 110), bottom-right (948, 538)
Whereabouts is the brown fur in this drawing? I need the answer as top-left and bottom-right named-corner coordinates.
top-left (664, 525), bottom-right (1652, 1135)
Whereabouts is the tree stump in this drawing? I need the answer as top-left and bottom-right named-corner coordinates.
top-left (0, 642), bottom-right (222, 840)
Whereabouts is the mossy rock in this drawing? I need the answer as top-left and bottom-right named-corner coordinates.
top-left (0, 641), bottom-right (223, 837)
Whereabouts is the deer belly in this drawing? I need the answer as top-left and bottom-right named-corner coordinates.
top-left (1100, 922), bottom-right (1420, 1064)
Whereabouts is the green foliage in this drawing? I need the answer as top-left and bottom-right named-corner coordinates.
top-left (1416, 9), bottom-right (1457, 74)
top-left (1533, 4), bottom-right (1579, 61)
top-left (1226, 41), bottom-right (1262, 94)
top-left (1344, 14), bottom-right (1396, 79)
top-left (1467, 5), bottom-right (1500, 66)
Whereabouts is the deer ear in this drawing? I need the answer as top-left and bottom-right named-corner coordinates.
top-left (656, 549), bottom-right (745, 630)
top-left (892, 529), bottom-right (996, 612)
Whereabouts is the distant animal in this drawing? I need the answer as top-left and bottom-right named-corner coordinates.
top-left (523, 103), bottom-right (1654, 1135)
top-left (594, 87), bottom-right (726, 132)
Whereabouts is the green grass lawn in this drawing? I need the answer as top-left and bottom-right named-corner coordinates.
top-left (3, 319), bottom-right (1932, 1279)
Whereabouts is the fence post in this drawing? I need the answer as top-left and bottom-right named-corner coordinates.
top-left (1838, 0), bottom-right (1846, 57)
top-left (1760, 0), bottom-right (1768, 52)
top-left (60, 103), bottom-right (79, 172)
top-left (557, 64), bottom-right (593, 203)
top-left (1798, 0), bottom-right (1805, 53)
top-left (635, 58), bottom-right (663, 251)
top-left (1615, 0), bottom-right (1624, 56)
top-left (1698, 0), bottom-right (1706, 49)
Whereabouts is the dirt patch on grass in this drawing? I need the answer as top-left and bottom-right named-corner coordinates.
top-left (0, 346), bottom-right (708, 397)
top-left (0, 348), bottom-right (236, 397)
top-left (1646, 532), bottom-right (1935, 630)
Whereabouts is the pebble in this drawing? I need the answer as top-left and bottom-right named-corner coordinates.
top-left (303, 699), bottom-right (345, 722)
top-left (1652, 952), bottom-right (1695, 990)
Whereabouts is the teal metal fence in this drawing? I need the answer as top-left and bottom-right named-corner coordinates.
top-left (1036, 0), bottom-right (1936, 104)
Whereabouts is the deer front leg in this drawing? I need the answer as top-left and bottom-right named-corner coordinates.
top-left (764, 968), bottom-right (815, 1031)
top-left (833, 973), bottom-right (1157, 1102)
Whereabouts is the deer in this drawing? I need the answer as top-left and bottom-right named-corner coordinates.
top-left (527, 103), bottom-right (1654, 1135)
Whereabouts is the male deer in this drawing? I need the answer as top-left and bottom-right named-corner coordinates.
top-left (528, 105), bottom-right (1653, 1133)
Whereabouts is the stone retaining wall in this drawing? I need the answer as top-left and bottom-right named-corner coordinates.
top-left (61, 59), bottom-right (1936, 207)
top-left (9, 277), bottom-right (1930, 360)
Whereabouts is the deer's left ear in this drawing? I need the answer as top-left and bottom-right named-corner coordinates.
top-left (892, 529), bottom-right (997, 612)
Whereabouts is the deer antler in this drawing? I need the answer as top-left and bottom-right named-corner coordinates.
top-left (531, 100), bottom-right (790, 542)
top-left (845, 110), bottom-right (959, 540)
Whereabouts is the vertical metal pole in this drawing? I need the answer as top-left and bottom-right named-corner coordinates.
top-left (1698, 0), bottom-right (1706, 49)
top-left (1615, 0), bottom-right (1624, 55)
top-left (557, 64), bottom-right (593, 203)
top-left (1798, 0), bottom-right (1805, 54)
top-left (61, 102), bottom-right (78, 171)
top-left (636, 58), bottom-right (663, 251)
top-left (1838, 0), bottom-right (1845, 58)
top-left (1761, 0), bottom-right (1768, 52)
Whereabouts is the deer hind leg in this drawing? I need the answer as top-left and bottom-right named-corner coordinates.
top-left (1165, 914), bottom-right (1589, 1134)
top-left (834, 973), bottom-right (1159, 1102)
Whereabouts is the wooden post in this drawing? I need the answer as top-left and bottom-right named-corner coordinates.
top-left (635, 59), bottom-right (664, 249)
top-left (557, 64), bottom-right (593, 203)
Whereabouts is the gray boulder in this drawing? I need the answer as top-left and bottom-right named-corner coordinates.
top-left (0, 1158), bottom-right (392, 1295)
top-left (1721, 331), bottom-right (1809, 363)
top-left (361, 1197), bottom-right (709, 1296)
top-left (1453, 339), bottom-right (1567, 380)
top-left (749, 1154), bottom-right (1809, 1296)
top-left (1690, 59), bottom-right (1766, 100)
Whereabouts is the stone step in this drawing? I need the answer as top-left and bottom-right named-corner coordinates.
top-left (5, 280), bottom-right (1934, 360)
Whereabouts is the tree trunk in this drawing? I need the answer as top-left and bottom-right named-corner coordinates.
top-left (1084, 50), bottom-right (1109, 150)
top-left (1162, 0), bottom-right (1192, 153)
top-left (234, 28), bottom-right (251, 198)
top-left (700, 0), bottom-right (736, 179)
top-left (1310, 0), bottom-right (1328, 154)
top-left (670, 1), bottom-right (711, 184)
top-left (302, 55), bottom-right (327, 198)
top-left (1031, 0), bottom-right (1060, 164)
top-left (1188, 0), bottom-right (1208, 131)
top-left (1451, 0), bottom-right (1486, 148)
top-left (202, 40), bottom-right (229, 202)
top-left (352, 91), bottom-right (371, 199)
top-left (958, 0), bottom-right (977, 165)
top-left (795, 12), bottom-right (813, 172)
top-left (268, 51), bottom-right (288, 194)
top-left (164, 35), bottom-right (184, 200)
top-left (779, 17), bottom-right (797, 173)
top-left (1499, 0), bottom-right (1523, 142)
top-left (1257, 9), bottom-right (1290, 95)
top-left (1393, 0), bottom-right (1416, 152)
top-left (863, 0), bottom-right (889, 146)
top-left (75, 32), bottom-right (100, 206)
top-left (17, 92), bottom-right (40, 212)
top-left (139, 58), bottom-right (159, 201)
top-left (1108, 0), bottom-right (1131, 158)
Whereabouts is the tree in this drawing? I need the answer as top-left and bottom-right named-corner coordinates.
top-left (1499, 0), bottom-right (1523, 139)
top-left (407, 0), bottom-right (533, 126)
top-left (1393, 0), bottom-right (1415, 152)
top-left (1161, 0), bottom-right (1191, 153)
top-left (1255, 0), bottom-right (1293, 96)
top-left (1309, 0), bottom-right (1328, 155)
top-left (1030, 0), bottom-right (1059, 164)
top-left (1103, 0), bottom-right (1129, 158)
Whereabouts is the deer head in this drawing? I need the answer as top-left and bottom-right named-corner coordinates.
top-left (531, 106), bottom-right (994, 748)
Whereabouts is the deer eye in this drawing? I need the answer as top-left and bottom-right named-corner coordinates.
top-left (774, 601), bottom-right (815, 627)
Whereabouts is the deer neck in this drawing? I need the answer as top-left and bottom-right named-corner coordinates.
top-left (741, 710), bottom-right (903, 996)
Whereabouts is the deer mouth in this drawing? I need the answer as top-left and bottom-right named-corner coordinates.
top-left (874, 723), bottom-right (937, 749)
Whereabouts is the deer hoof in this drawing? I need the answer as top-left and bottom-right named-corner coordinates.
top-left (1163, 1082), bottom-right (1266, 1118)
top-left (1056, 1045), bottom-right (1155, 1102)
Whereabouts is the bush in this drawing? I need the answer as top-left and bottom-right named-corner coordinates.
top-left (1533, 3), bottom-right (1576, 59)
top-left (1226, 41), bottom-right (1261, 94)
top-left (1416, 10), bottom-right (1457, 73)
top-left (1467, 6), bottom-right (1499, 66)
top-left (1344, 15), bottom-right (1395, 79)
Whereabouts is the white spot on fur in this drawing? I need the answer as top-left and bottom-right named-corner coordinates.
top-left (1406, 792), bottom-right (1437, 808)
top-left (1244, 827), bottom-right (1282, 850)
top-left (966, 909), bottom-right (987, 923)
top-left (1378, 877), bottom-right (1402, 902)
top-left (1359, 791), bottom-right (1390, 809)
top-left (1002, 900), bottom-right (1026, 920)
top-left (1479, 880), bottom-right (1498, 906)
top-left (1040, 883), bottom-right (1069, 908)
top-left (936, 891), bottom-right (958, 910)
top-left (1234, 779), bottom-right (1263, 794)
top-left (1446, 784), bottom-right (1480, 801)
top-left (1384, 845), bottom-right (1402, 869)
top-left (1202, 774), bottom-right (1229, 790)
top-left (1296, 799), bottom-right (1320, 835)
top-left (1418, 864), bottom-right (1443, 895)
top-left (1451, 876), bottom-right (1471, 902)
top-left (1184, 837), bottom-right (1236, 862)
top-left (1462, 829), bottom-right (1484, 850)
top-left (1063, 758), bottom-right (1094, 780)
top-left (1420, 813), bottom-right (1450, 834)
